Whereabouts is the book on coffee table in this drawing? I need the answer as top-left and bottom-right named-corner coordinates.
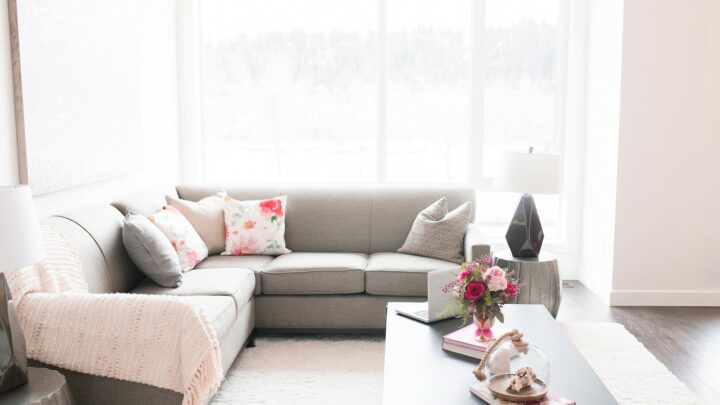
top-left (442, 324), bottom-right (507, 359)
top-left (470, 382), bottom-right (576, 405)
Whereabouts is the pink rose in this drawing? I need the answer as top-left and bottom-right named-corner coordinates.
top-left (485, 266), bottom-right (508, 292)
top-left (486, 266), bottom-right (504, 278)
top-left (507, 282), bottom-right (518, 297)
top-left (464, 281), bottom-right (486, 300)
top-left (459, 270), bottom-right (471, 280)
top-left (259, 199), bottom-right (284, 218)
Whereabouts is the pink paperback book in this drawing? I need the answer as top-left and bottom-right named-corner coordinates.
top-left (442, 324), bottom-right (508, 359)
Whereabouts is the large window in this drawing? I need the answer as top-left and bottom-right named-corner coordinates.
top-left (384, 0), bottom-right (471, 182)
top-left (201, 1), bottom-right (379, 183)
top-left (199, 0), bottom-right (567, 237)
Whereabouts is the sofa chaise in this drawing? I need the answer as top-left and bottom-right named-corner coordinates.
top-left (31, 185), bottom-right (489, 404)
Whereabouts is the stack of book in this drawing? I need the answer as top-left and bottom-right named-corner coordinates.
top-left (441, 324), bottom-right (507, 359)
top-left (469, 383), bottom-right (575, 405)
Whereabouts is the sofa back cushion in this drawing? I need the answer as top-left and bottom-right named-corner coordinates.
top-left (368, 186), bottom-right (475, 253)
top-left (178, 185), bottom-right (371, 253)
top-left (111, 185), bottom-right (179, 216)
top-left (176, 185), bottom-right (475, 254)
top-left (48, 204), bottom-right (145, 293)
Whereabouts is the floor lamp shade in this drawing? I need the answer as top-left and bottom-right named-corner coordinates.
top-left (494, 149), bottom-right (560, 258)
top-left (0, 185), bottom-right (44, 393)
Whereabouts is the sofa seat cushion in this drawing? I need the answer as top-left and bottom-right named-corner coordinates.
top-left (181, 295), bottom-right (236, 340)
top-left (132, 267), bottom-right (255, 309)
top-left (262, 253), bottom-right (367, 294)
top-left (196, 255), bottom-right (273, 296)
top-left (365, 252), bottom-right (458, 296)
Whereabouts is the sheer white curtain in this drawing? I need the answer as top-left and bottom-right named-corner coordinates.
top-left (199, 0), bottom-right (566, 237)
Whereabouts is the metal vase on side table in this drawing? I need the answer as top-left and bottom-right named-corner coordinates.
top-left (494, 249), bottom-right (561, 318)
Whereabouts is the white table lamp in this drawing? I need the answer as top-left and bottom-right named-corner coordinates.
top-left (494, 148), bottom-right (560, 257)
top-left (0, 185), bottom-right (45, 393)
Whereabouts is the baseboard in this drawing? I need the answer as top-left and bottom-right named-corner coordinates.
top-left (610, 290), bottom-right (720, 306)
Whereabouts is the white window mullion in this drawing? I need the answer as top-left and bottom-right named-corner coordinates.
top-left (469, 0), bottom-right (486, 188)
top-left (377, 0), bottom-right (387, 183)
top-left (555, 0), bottom-right (571, 243)
top-left (177, 0), bottom-right (205, 183)
top-left (555, 0), bottom-right (570, 154)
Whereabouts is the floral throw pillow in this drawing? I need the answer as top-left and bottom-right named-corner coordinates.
top-left (222, 195), bottom-right (290, 256)
top-left (148, 206), bottom-right (209, 271)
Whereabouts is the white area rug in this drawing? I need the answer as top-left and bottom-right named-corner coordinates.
top-left (560, 323), bottom-right (703, 405)
top-left (212, 336), bottom-right (385, 405)
top-left (212, 324), bottom-right (702, 405)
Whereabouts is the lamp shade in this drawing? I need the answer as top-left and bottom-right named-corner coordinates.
top-left (0, 185), bottom-right (44, 272)
top-left (493, 149), bottom-right (560, 194)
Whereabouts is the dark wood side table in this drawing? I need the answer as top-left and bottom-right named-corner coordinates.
top-left (0, 368), bottom-right (73, 405)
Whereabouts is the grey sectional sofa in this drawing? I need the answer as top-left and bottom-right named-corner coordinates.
top-left (33, 185), bottom-right (489, 404)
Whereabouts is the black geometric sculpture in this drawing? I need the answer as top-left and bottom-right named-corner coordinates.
top-left (505, 193), bottom-right (544, 258)
top-left (0, 272), bottom-right (28, 393)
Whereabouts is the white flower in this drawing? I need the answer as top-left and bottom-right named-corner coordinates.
top-left (485, 266), bottom-right (508, 292)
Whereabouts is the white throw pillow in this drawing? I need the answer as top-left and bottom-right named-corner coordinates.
top-left (166, 191), bottom-right (227, 255)
top-left (222, 195), bottom-right (290, 256)
top-left (148, 206), bottom-right (209, 271)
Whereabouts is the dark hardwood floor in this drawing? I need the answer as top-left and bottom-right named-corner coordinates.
top-left (557, 281), bottom-right (720, 404)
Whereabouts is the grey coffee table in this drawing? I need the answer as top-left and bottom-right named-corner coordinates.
top-left (383, 303), bottom-right (616, 405)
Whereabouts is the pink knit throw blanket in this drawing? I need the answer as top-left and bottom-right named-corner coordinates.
top-left (6, 223), bottom-right (222, 405)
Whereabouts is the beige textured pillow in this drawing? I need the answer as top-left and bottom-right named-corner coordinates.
top-left (166, 191), bottom-right (226, 255)
top-left (397, 197), bottom-right (472, 264)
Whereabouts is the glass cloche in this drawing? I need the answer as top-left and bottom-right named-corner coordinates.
top-left (474, 330), bottom-right (550, 402)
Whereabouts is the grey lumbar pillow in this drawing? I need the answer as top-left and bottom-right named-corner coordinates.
top-left (122, 213), bottom-right (183, 288)
top-left (397, 197), bottom-right (472, 264)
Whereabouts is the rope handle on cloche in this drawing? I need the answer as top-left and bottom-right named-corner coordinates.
top-left (472, 329), bottom-right (528, 381)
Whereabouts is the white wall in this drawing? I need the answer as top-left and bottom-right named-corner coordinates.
top-left (0, 0), bottom-right (180, 217)
top-left (610, 0), bottom-right (720, 305)
top-left (578, 0), bottom-right (624, 302)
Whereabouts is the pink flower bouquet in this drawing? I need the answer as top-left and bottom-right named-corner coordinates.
top-left (444, 254), bottom-right (519, 328)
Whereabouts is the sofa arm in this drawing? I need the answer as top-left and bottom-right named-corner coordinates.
top-left (18, 292), bottom-right (222, 403)
top-left (464, 222), bottom-right (491, 262)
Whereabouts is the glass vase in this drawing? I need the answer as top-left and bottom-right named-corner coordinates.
top-left (473, 311), bottom-right (495, 331)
